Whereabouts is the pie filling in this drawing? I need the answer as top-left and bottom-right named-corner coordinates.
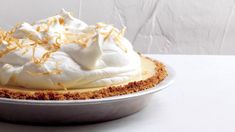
top-left (0, 56), bottom-right (167, 100)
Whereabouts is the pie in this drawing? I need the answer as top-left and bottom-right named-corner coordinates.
top-left (0, 9), bottom-right (167, 100)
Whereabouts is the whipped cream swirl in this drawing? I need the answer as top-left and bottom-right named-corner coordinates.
top-left (0, 9), bottom-right (141, 89)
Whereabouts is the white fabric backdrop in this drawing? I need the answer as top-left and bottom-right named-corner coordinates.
top-left (1, 0), bottom-right (235, 54)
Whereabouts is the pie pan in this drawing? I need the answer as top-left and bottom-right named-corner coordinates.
top-left (0, 63), bottom-right (174, 125)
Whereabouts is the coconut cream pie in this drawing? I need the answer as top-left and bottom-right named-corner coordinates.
top-left (0, 9), bottom-right (167, 100)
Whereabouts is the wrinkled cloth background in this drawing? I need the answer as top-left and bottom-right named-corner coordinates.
top-left (1, 0), bottom-right (235, 54)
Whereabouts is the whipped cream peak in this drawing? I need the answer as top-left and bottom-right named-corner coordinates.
top-left (0, 9), bottom-right (141, 89)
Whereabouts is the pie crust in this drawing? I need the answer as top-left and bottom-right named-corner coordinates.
top-left (0, 56), bottom-right (167, 100)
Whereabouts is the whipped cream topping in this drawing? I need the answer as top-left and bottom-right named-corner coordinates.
top-left (0, 9), bottom-right (141, 89)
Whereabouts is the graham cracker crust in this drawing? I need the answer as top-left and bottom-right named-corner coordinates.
top-left (0, 57), bottom-right (167, 100)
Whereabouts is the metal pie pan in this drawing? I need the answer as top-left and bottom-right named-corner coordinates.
top-left (0, 65), bottom-right (175, 125)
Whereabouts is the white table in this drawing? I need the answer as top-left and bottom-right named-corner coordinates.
top-left (1, 54), bottom-right (235, 132)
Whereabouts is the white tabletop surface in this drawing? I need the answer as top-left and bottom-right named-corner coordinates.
top-left (1, 54), bottom-right (235, 132)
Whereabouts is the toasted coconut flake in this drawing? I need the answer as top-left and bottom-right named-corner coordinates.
top-left (0, 45), bottom-right (17, 57)
top-left (36, 26), bottom-right (41, 32)
top-left (104, 28), bottom-right (114, 41)
top-left (96, 22), bottom-right (106, 29)
top-left (21, 46), bottom-right (30, 55)
top-left (114, 37), bottom-right (127, 52)
top-left (57, 82), bottom-right (67, 90)
top-left (92, 37), bottom-right (97, 42)
top-left (27, 60), bottom-right (62, 76)
top-left (59, 18), bottom-right (65, 25)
